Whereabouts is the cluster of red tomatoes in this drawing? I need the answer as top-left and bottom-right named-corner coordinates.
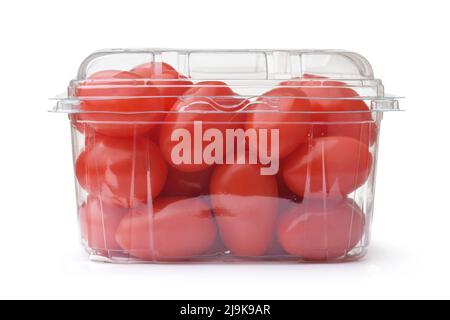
top-left (72, 62), bottom-right (376, 261)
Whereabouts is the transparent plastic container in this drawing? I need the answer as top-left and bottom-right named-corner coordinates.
top-left (52, 49), bottom-right (400, 263)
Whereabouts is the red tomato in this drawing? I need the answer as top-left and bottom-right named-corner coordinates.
top-left (79, 196), bottom-right (127, 251)
top-left (281, 79), bottom-right (378, 146)
top-left (277, 198), bottom-right (365, 261)
top-left (210, 163), bottom-right (278, 256)
top-left (115, 197), bottom-right (217, 261)
top-left (150, 73), bottom-right (193, 109)
top-left (245, 87), bottom-right (312, 159)
top-left (73, 70), bottom-right (164, 137)
top-left (282, 136), bottom-right (372, 199)
top-left (161, 165), bottom-right (213, 197)
top-left (75, 135), bottom-right (168, 208)
top-left (130, 62), bottom-right (193, 109)
top-left (159, 81), bottom-right (246, 172)
top-left (130, 62), bottom-right (177, 77)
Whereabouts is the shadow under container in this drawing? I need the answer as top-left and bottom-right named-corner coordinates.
top-left (52, 49), bottom-right (400, 263)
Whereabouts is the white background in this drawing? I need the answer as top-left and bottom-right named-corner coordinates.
top-left (0, 0), bottom-right (448, 300)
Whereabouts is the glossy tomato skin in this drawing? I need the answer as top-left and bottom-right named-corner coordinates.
top-left (277, 198), bottom-right (365, 261)
top-left (245, 87), bottom-right (312, 159)
top-left (75, 135), bottom-right (168, 208)
top-left (79, 196), bottom-right (127, 251)
top-left (281, 79), bottom-right (378, 146)
top-left (74, 70), bottom-right (164, 137)
top-left (159, 81), bottom-right (246, 172)
top-left (115, 197), bottom-right (217, 261)
top-left (130, 62), bottom-right (193, 110)
top-left (282, 136), bottom-right (372, 199)
top-left (210, 163), bottom-right (278, 256)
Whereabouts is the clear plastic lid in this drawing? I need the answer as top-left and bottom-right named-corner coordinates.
top-left (52, 49), bottom-right (400, 113)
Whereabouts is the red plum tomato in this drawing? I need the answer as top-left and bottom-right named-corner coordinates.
top-left (75, 135), bottom-right (168, 208)
top-left (277, 198), bottom-right (365, 261)
top-left (282, 136), bottom-right (372, 199)
top-left (210, 163), bottom-right (278, 256)
top-left (115, 197), bottom-right (217, 261)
